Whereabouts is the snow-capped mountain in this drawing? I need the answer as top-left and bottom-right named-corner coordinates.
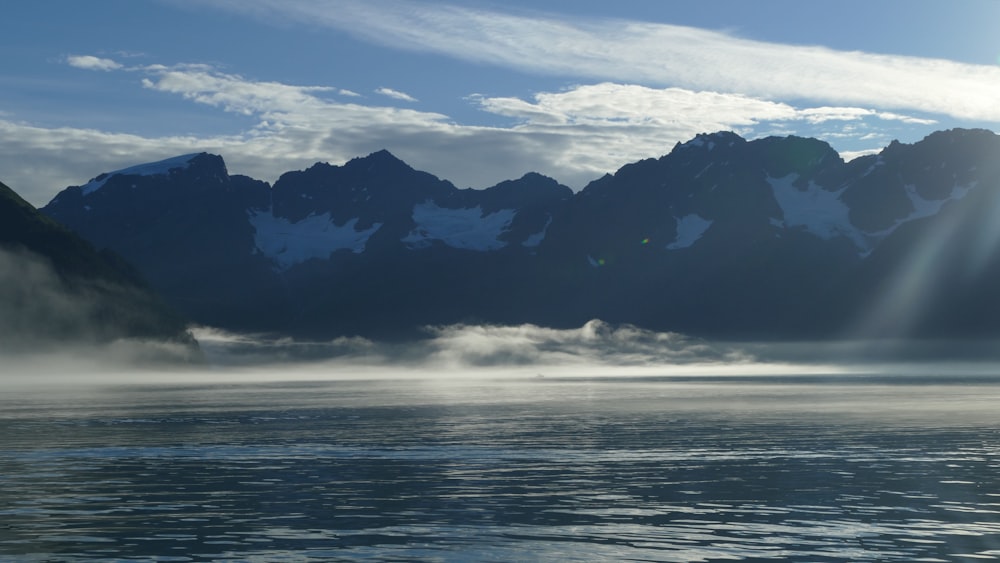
top-left (249, 150), bottom-right (569, 270)
top-left (42, 148), bottom-right (573, 336)
top-left (40, 128), bottom-right (1000, 340)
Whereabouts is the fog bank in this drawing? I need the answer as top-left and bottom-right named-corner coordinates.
top-left (190, 320), bottom-right (767, 374)
top-left (0, 246), bottom-right (200, 366)
top-left (5, 291), bottom-right (1000, 382)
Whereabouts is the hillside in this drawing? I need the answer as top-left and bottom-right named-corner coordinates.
top-left (1, 179), bottom-right (198, 356)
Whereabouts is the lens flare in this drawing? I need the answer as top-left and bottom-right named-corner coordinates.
top-left (849, 176), bottom-right (1000, 338)
top-left (851, 226), bottom-right (954, 338)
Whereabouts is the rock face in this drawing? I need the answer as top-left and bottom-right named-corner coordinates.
top-left (0, 177), bottom-right (198, 354)
top-left (41, 128), bottom-right (1000, 340)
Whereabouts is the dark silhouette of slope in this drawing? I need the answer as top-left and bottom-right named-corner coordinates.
top-left (1, 178), bottom-right (198, 355)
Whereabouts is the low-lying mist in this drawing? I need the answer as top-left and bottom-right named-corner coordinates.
top-left (4, 241), bottom-right (1000, 384)
top-left (5, 320), bottom-right (1000, 432)
top-left (5, 316), bottom-right (1000, 429)
top-left (184, 320), bottom-right (1000, 380)
top-left (7, 319), bottom-right (1000, 383)
top-left (0, 246), bottom-right (200, 372)
top-left (190, 320), bottom-right (772, 377)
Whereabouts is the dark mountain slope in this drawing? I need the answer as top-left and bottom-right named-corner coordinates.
top-left (0, 178), bottom-right (197, 353)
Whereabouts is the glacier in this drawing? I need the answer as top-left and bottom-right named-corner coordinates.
top-left (248, 209), bottom-right (382, 271)
top-left (402, 201), bottom-right (516, 251)
top-left (667, 213), bottom-right (713, 250)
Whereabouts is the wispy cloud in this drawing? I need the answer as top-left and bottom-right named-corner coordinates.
top-left (141, 67), bottom-right (341, 115)
top-left (66, 54), bottom-right (123, 71)
top-left (797, 107), bottom-right (938, 126)
top-left (375, 87), bottom-right (417, 102)
top-left (202, 0), bottom-right (1000, 123)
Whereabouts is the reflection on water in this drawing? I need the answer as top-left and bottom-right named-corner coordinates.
top-left (1, 375), bottom-right (1000, 561)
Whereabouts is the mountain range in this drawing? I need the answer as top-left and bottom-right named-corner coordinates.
top-left (37, 128), bottom-right (1000, 342)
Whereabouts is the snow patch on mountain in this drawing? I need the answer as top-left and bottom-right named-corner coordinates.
top-left (248, 209), bottom-right (382, 271)
top-left (522, 217), bottom-right (552, 248)
top-left (81, 154), bottom-right (202, 196)
top-left (869, 182), bottom-right (976, 240)
top-left (667, 214), bottom-right (713, 250)
top-left (402, 201), bottom-right (516, 251)
top-left (768, 174), bottom-right (869, 253)
top-left (901, 183), bottom-right (974, 222)
top-left (769, 174), bottom-right (976, 256)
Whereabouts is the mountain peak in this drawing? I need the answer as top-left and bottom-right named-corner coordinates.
top-left (673, 131), bottom-right (746, 153)
top-left (353, 149), bottom-right (408, 167)
top-left (369, 148), bottom-right (397, 159)
top-left (78, 152), bottom-right (221, 196)
top-left (752, 135), bottom-right (842, 177)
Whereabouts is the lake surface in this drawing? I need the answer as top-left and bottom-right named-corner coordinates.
top-left (2, 373), bottom-right (1000, 561)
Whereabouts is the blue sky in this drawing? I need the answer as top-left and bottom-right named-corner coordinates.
top-left (3, 0), bottom-right (1000, 206)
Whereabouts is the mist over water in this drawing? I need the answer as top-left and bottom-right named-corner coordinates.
top-left (188, 320), bottom-right (1000, 379)
top-left (4, 322), bottom-right (1000, 561)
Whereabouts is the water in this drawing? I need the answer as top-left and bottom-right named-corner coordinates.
top-left (2, 373), bottom-right (1000, 561)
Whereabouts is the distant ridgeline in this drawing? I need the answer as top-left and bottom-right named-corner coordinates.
top-left (0, 179), bottom-right (197, 355)
top-left (39, 128), bottom-right (1000, 341)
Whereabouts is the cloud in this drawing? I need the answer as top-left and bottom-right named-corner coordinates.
top-left (474, 84), bottom-right (800, 127)
top-left (838, 148), bottom-right (881, 162)
top-left (375, 87), bottom-right (417, 102)
top-left (797, 107), bottom-right (938, 126)
top-left (141, 67), bottom-right (340, 115)
top-left (204, 0), bottom-right (1000, 123)
top-left (66, 54), bottom-right (123, 71)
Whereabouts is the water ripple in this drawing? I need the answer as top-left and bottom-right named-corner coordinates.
top-left (2, 377), bottom-right (1000, 561)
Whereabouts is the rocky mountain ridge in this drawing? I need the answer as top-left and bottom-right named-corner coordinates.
top-left (39, 128), bottom-right (1000, 341)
